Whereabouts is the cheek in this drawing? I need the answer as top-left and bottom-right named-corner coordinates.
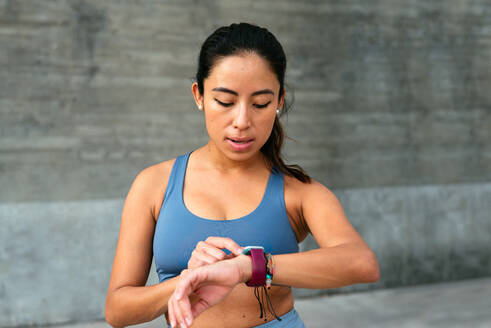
top-left (204, 111), bottom-right (227, 135)
top-left (257, 114), bottom-right (277, 138)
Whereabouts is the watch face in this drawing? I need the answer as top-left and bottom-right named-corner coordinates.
top-left (241, 246), bottom-right (265, 255)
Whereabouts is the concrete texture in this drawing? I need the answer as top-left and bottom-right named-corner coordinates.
top-left (295, 181), bottom-right (491, 297)
top-left (1, 1), bottom-right (490, 203)
top-left (1, 182), bottom-right (490, 326)
top-left (0, 200), bottom-right (122, 327)
top-left (53, 277), bottom-right (491, 328)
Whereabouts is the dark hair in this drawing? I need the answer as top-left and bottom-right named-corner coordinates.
top-left (195, 22), bottom-right (311, 183)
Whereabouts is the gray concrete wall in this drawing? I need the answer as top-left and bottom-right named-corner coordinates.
top-left (1, 0), bottom-right (490, 202)
top-left (1, 0), bottom-right (490, 326)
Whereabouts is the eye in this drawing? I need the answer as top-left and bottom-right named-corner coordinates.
top-left (215, 99), bottom-right (233, 107)
top-left (255, 101), bottom-right (271, 109)
top-left (214, 99), bottom-right (272, 109)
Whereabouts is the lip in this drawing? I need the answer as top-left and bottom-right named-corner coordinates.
top-left (226, 137), bottom-right (254, 151)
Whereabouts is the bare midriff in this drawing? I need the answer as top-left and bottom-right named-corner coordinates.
top-left (165, 284), bottom-right (294, 328)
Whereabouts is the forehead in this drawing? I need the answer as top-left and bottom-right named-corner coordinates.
top-left (205, 53), bottom-right (279, 93)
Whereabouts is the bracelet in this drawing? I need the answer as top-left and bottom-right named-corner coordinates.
top-left (265, 253), bottom-right (274, 289)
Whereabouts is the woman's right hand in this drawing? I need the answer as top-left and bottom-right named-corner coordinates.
top-left (187, 237), bottom-right (244, 269)
top-left (168, 254), bottom-right (252, 328)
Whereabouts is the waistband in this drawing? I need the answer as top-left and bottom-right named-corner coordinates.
top-left (165, 308), bottom-right (305, 327)
top-left (254, 308), bottom-right (305, 327)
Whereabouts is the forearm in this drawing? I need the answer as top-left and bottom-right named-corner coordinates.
top-left (105, 276), bottom-right (178, 327)
top-left (272, 243), bottom-right (379, 289)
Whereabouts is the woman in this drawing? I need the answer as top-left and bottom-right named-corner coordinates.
top-left (105, 22), bottom-right (379, 328)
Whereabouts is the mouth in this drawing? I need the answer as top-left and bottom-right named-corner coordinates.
top-left (226, 137), bottom-right (254, 144)
top-left (226, 137), bottom-right (254, 150)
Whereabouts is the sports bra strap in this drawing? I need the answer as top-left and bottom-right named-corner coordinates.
top-left (162, 153), bottom-right (190, 208)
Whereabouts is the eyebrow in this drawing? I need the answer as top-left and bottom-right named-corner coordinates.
top-left (211, 87), bottom-right (274, 96)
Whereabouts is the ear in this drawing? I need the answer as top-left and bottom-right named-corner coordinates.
top-left (191, 82), bottom-right (204, 110)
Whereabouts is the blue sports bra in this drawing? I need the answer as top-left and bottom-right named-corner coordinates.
top-left (153, 152), bottom-right (299, 282)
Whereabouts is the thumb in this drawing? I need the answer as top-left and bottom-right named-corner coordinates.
top-left (176, 267), bottom-right (209, 299)
top-left (175, 274), bottom-right (196, 300)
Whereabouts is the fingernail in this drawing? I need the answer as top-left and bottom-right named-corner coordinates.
top-left (186, 316), bottom-right (192, 326)
top-left (180, 322), bottom-right (187, 328)
top-left (237, 247), bottom-right (244, 254)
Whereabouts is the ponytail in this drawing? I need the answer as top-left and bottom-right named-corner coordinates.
top-left (261, 116), bottom-right (311, 183)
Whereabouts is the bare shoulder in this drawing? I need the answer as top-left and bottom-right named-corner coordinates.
top-left (284, 174), bottom-right (336, 200)
top-left (131, 158), bottom-right (177, 221)
top-left (132, 158), bottom-right (175, 194)
top-left (140, 158), bottom-right (176, 182)
top-left (301, 178), bottom-right (344, 222)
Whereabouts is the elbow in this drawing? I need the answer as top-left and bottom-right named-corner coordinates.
top-left (357, 250), bottom-right (380, 283)
top-left (105, 306), bottom-right (117, 328)
top-left (105, 310), bottom-right (116, 328)
top-left (105, 309), bottom-right (124, 328)
top-left (105, 317), bottom-right (120, 328)
top-left (105, 295), bottom-right (124, 328)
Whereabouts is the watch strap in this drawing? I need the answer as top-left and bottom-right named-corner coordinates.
top-left (245, 248), bottom-right (266, 287)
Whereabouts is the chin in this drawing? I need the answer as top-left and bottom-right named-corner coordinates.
top-left (222, 147), bottom-right (262, 162)
top-left (225, 150), bottom-right (257, 161)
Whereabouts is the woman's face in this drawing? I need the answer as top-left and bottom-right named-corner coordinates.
top-left (192, 52), bottom-right (284, 162)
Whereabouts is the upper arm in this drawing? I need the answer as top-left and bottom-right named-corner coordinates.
top-left (300, 180), bottom-right (367, 248)
top-left (106, 162), bottom-right (172, 295)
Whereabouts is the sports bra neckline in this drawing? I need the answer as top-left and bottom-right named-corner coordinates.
top-left (179, 151), bottom-right (276, 223)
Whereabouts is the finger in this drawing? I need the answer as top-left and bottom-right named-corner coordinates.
top-left (174, 274), bottom-right (194, 300)
top-left (194, 251), bottom-right (221, 264)
top-left (175, 268), bottom-right (207, 301)
top-left (196, 241), bottom-right (227, 260)
top-left (168, 296), bottom-right (176, 328)
top-left (205, 236), bottom-right (243, 255)
top-left (188, 253), bottom-right (218, 269)
top-left (224, 253), bottom-right (236, 260)
top-left (172, 294), bottom-right (187, 328)
top-left (177, 294), bottom-right (193, 327)
top-left (172, 270), bottom-right (196, 328)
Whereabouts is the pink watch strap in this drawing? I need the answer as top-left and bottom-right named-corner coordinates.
top-left (246, 248), bottom-right (266, 287)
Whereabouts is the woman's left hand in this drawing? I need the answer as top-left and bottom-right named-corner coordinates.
top-left (167, 255), bottom-right (252, 328)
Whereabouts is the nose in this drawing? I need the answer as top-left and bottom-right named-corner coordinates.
top-left (232, 103), bottom-right (250, 130)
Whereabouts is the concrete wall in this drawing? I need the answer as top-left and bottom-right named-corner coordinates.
top-left (1, 0), bottom-right (490, 326)
top-left (2, 0), bottom-right (490, 203)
